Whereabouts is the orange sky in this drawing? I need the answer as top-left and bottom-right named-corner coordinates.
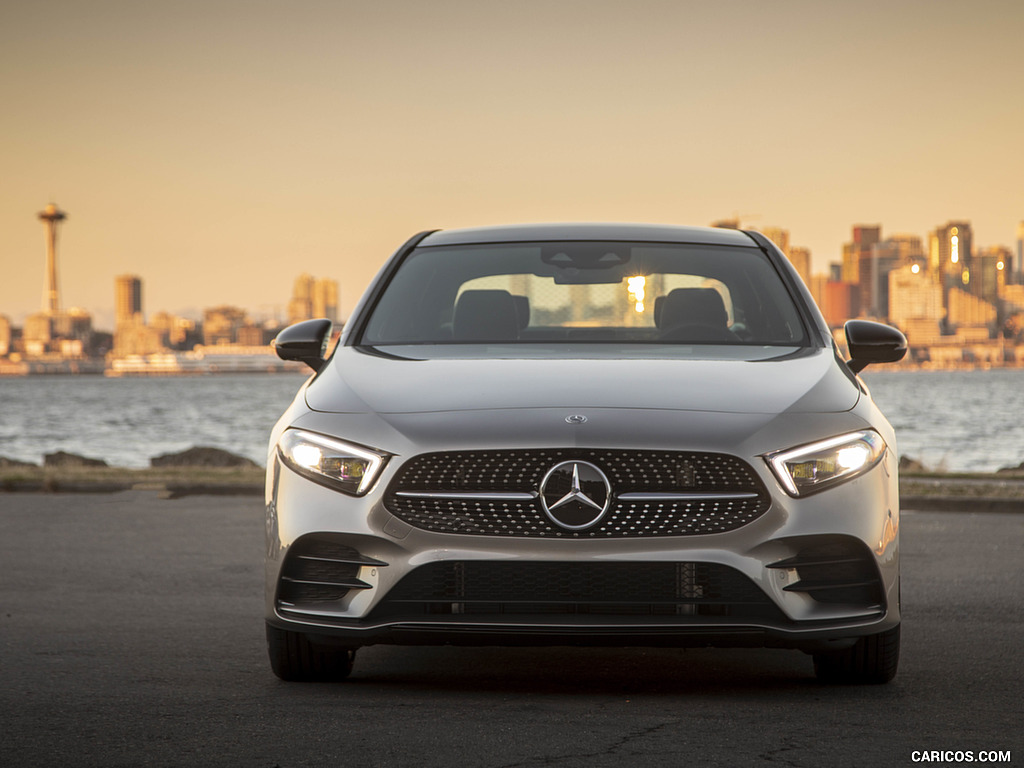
top-left (2, 0), bottom-right (1023, 329)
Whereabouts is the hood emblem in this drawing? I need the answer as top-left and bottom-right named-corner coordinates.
top-left (539, 460), bottom-right (611, 530)
top-left (565, 414), bottom-right (588, 424)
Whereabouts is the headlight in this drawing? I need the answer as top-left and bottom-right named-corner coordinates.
top-left (765, 430), bottom-right (886, 497)
top-left (277, 429), bottom-right (388, 496)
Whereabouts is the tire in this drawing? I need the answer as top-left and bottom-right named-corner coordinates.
top-left (813, 624), bottom-right (900, 684)
top-left (266, 624), bottom-right (355, 682)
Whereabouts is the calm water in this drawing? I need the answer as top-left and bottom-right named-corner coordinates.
top-left (1, 369), bottom-right (1022, 472)
top-left (860, 368), bottom-right (1024, 473)
top-left (0, 373), bottom-right (311, 469)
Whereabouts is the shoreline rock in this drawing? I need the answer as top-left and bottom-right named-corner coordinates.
top-left (150, 446), bottom-right (260, 469)
top-left (1, 456), bottom-right (38, 468)
top-left (44, 451), bottom-right (108, 468)
top-left (899, 455), bottom-right (928, 473)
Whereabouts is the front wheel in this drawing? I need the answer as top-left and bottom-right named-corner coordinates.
top-left (266, 624), bottom-right (356, 682)
top-left (813, 624), bottom-right (900, 684)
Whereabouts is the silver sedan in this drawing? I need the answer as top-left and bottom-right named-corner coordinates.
top-left (265, 223), bottom-right (906, 683)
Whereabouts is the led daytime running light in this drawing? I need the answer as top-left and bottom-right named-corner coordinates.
top-left (766, 430), bottom-right (886, 497)
top-left (278, 429), bottom-right (387, 496)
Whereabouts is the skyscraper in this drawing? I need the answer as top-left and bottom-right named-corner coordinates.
top-left (287, 274), bottom-right (315, 325)
top-left (761, 227), bottom-right (790, 256)
top-left (929, 221), bottom-right (973, 287)
top-left (312, 278), bottom-right (339, 322)
top-left (1016, 221), bottom-right (1024, 283)
top-left (288, 274), bottom-right (339, 324)
top-left (115, 275), bottom-right (143, 324)
top-left (788, 247), bottom-right (812, 287)
top-left (842, 225), bottom-right (881, 316)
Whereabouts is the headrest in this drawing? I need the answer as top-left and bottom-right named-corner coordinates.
top-left (658, 288), bottom-right (728, 330)
top-left (453, 289), bottom-right (520, 341)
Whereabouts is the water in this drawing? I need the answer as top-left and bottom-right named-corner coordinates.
top-left (860, 368), bottom-right (1024, 473)
top-left (1, 369), bottom-right (1023, 473)
top-left (0, 373), bottom-right (311, 469)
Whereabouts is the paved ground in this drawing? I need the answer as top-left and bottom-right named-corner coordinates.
top-left (0, 492), bottom-right (1020, 767)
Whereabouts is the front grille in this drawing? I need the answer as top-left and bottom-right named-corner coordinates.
top-left (369, 561), bottom-right (785, 623)
top-left (277, 535), bottom-right (386, 606)
top-left (768, 538), bottom-right (885, 608)
top-left (385, 448), bottom-right (771, 537)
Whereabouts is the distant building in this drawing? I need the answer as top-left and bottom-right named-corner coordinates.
top-left (115, 275), bottom-right (143, 324)
top-left (113, 321), bottom-right (165, 357)
top-left (312, 278), bottom-right (339, 322)
top-left (0, 315), bottom-right (11, 356)
top-left (203, 305), bottom-right (249, 345)
top-left (841, 225), bottom-right (880, 286)
top-left (23, 313), bottom-right (53, 348)
top-left (710, 218), bottom-right (740, 230)
top-left (974, 246), bottom-right (1010, 308)
top-left (810, 276), bottom-right (857, 328)
top-left (113, 274), bottom-right (161, 357)
top-left (788, 247), bottom-right (811, 287)
top-left (287, 274), bottom-right (315, 325)
top-left (760, 227), bottom-right (790, 256)
top-left (150, 311), bottom-right (197, 348)
top-left (1016, 221), bottom-right (1024, 283)
top-left (288, 273), bottom-right (338, 324)
top-left (888, 264), bottom-right (943, 331)
top-left (1001, 284), bottom-right (1024, 315)
top-left (930, 221), bottom-right (973, 287)
top-left (758, 227), bottom-right (811, 288)
top-left (237, 324), bottom-right (266, 346)
top-left (840, 225), bottom-right (881, 316)
top-left (947, 287), bottom-right (996, 331)
top-left (867, 236), bottom-right (925, 321)
top-left (55, 308), bottom-right (94, 343)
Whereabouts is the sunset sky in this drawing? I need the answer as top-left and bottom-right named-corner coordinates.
top-left (3, 0), bottom-right (1023, 329)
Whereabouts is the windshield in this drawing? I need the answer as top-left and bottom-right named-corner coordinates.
top-left (359, 242), bottom-right (809, 348)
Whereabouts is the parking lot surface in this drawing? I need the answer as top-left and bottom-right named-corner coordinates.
top-left (0, 491), bottom-right (1020, 767)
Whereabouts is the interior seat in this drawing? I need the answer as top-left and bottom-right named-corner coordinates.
top-left (658, 288), bottom-right (735, 342)
top-left (453, 290), bottom-right (521, 341)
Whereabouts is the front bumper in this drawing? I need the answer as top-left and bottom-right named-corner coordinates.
top-left (265, 443), bottom-right (900, 651)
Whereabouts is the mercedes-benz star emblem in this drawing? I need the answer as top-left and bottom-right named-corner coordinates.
top-left (539, 460), bottom-right (612, 530)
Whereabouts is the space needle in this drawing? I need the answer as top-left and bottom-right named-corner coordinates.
top-left (38, 202), bottom-right (67, 315)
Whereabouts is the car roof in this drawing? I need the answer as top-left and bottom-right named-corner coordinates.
top-left (419, 223), bottom-right (759, 248)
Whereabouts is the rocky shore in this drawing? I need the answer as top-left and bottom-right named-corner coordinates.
top-left (2, 449), bottom-right (1023, 509)
top-left (0, 447), bottom-right (264, 499)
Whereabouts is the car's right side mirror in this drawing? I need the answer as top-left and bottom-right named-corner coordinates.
top-left (844, 320), bottom-right (907, 374)
top-left (273, 318), bottom-right (333, 372)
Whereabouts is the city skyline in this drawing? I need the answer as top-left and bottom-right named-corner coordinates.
top-left (3, 202), bottom-right (1023, 333)
top-left (2, 1), bottom-right (1023, 326)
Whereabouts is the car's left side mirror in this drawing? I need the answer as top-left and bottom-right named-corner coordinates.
top-left (273, 319), bottom-right (333, 372)
top-left (844, 320), bottom-right (907, 374)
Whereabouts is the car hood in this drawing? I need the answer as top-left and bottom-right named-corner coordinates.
top-left (305, 346), bottom-right (860, 416)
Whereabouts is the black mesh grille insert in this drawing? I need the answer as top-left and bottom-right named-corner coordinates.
top-left (770, 538), bottom-right (885, 608)
top-left (370, 561), bottom-right (785, 623)
top-left (277, 536), bottom-right (379, 605)
top-left (384, 448), bottom-right (771, 537)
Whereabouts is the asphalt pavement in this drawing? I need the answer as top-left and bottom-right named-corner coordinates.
top-left (0, 491), bottom-right (1020, 768)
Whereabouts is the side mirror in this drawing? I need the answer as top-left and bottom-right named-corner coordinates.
top-left (273, 319), bottom-right (333, 372)
top-left (844, 320), bottom-right (907, 374)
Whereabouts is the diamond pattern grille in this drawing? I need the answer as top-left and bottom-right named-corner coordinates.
top-left (384, 448), bottom-right (771, 537)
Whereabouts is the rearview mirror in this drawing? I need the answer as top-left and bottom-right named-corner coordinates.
top-left (844, 320), bottom-right (907, 374)
top-left (273, 319), bottom-right (333, 372)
